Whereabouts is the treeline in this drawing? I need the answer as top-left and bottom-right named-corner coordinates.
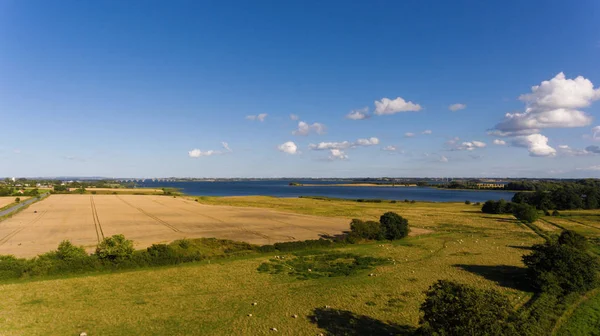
top-left (434, 178), bottom-right (600, 192)
top-left (512, 179), bottom-right (600, 210)
top-left (418, 230), bottom-right (599, 335)
top-left (0, 187), bottom-right (41, 197)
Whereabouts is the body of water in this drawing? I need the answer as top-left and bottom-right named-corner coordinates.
top-left (137, 180), bottom-right (515, 203)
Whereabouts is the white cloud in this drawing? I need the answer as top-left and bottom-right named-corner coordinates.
top-left (446, 137), bottom-right (460, 145)
top-left (309, 137), bottom-right (380, 151)
top-left (277, 141), bottom-right (298, 155)
top-left (557, 145), bottom-right (592, 156)
top-left (374, 97), bottom-right (422, 115)
top-left (355, 137), bottom-right (379, 146)
top-left (511, 134), bottom-right (556, 157)
top-left (329, 149), bottom-right (348, 160)
top-left (439, 156), bottom-right (449, 162)
top-left (346, 107), bottom-right (369, 120)
top-left (246, 113), bottom-right (268, 122)
top-left (457, 141), bottom-right (486, 151)
top-left (494, 73), bottom-right (600, 135)
top-left (222, 142), bottom-right (232, 152)
top-left (188, 149), bottom-right (217, 158)
top-left (382, 145), bottom-right (397, 151)
top-left (422, 130), bottom-right (432, 135)
top-left (404, 132), bottom-right (415, 138)
top-left (449, 103), bottom-right (466, 111)
top-left (493, 139), bottom-right (506, 145)
top-left (290, 114), bottom-right (299, 121)
top-left (292, 121), bottom-right (326, 136)
top-left (593, 126), bottom-right (600, 140)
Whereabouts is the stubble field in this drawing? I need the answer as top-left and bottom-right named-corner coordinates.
top-left (0, 195), bottom-right (354, 258)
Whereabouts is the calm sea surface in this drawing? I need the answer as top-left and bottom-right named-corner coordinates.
top-left (137, 180), bottom-right (515, 203)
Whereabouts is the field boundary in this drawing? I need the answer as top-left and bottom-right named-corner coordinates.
top-left (551, 288), bottom-right (600, 335)
top-left (0, 210), bottom-right (48, 246)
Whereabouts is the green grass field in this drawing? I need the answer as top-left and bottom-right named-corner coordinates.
top-left (0, 197), bottom-right (597, 335)
top-left (556, 289), bottom-right (600, 336)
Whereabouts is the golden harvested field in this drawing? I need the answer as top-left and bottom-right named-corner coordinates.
top-left (86, 187), bottom-right (165, 194)
top-left (0, 195), bottom-right (362, 257)
top-left (0, 197), bottom-right (29, 209)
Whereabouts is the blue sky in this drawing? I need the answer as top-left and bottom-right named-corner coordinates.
top-left (1, 0), bottom-right (599, 178)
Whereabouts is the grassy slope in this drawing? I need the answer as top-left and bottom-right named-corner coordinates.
top-left (556, 289), bottom-right (600, 336)
top-left (1, 197), bottom-right (597, 335)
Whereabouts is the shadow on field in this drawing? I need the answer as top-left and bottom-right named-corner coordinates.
top-left (308, 307), bottom-right (416, 336)
top-left (319, 232), bottom-right (349, 240)
top-left (481, 216), bottom-right (519, 223)
top-left (453, 264), bottom-right (532, 292)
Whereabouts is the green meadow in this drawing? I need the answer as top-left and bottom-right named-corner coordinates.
top-left (0, 197), bottom-right (598, 335)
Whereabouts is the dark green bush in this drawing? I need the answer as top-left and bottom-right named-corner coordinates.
top-left (95, 234), bottom-right (134, 262)
top-left (349, 219), bottom-right (384, 240)
top-left (513, 204), bottom-right (540, 223)
top-left (465, 200), bottom-right (471, 205)
top-left (379, 212), bottom-right (409, 240)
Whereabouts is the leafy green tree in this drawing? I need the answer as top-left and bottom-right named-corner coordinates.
top-left (419, 280), bottom-right (517, 336)
top-left (512, 204), bottom-right (539, 223)
top-left (379, 212), bottom-right (409, 240)
top-left (349, 219), bottom-right (384, 240)
top-left (557, 230), bottom-right (588, 250)
top-left (522, 241), bottom-right (599, 295)
top-left (95, 234), bottom-right (134, 262)
top-left (14, 197), bottom-right (20, 203)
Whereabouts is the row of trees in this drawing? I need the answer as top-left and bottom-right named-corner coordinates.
top-left (419, 230), bottom-right (599, 335)
top-left (512, 184), bottom-right (600, 210)
top-left (481, 200), bottom-right (540, 223)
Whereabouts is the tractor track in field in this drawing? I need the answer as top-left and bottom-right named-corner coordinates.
top-left (116, 196), bottom-right (181, 233)
top-left (0, 210), bottom-right (48, 246)
top-left (90, 196), bottom-right (105, 242)
top-left (150, 198), bottom-right (272, 241)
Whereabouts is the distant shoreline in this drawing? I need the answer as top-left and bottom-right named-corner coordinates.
top-left (290, 183), bottom-right (419, 187)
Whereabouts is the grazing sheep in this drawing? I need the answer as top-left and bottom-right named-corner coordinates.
top-left (271, 327), bottom-right (278, 332)
top-left (248, 314), bottom-right (253, 317)
top-left (252, 302), bottom-right (258, 306)
top-left (80, 333), bottom-right (87, 336)
top-left (292, 314), bottom-right (298, 318)
top-left (324, 305), bottom-right (331, 309)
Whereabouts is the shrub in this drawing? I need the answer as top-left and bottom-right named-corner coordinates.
top-left (404, 199), bottom-right (410, 203)
top-left (419, 280), bottom-right (516, 336)
top-left (475, 202), bottom-right (481, 206)
top-left (55, 240), bottom-right (88, 261)
top-left (91, 191), bottom-right (97, 194)
top-left (410, 200), bottom-right (416, 204)
top-left (465, 200), bottom-right (471, 205)
top-left (349, 219), bottom-right (384, 240)
top-left (177, 238), bottom-right (191, 249)
top-left (544, 209), bottom-right (551, 216)
top-left (552, 210), bottom-right (560, 216)
top-left (14, 197), bottom-right (20, 203)
top-left (481, 199), bottom-right (514, 214)
top-left (95, 234), bottom-right (134, 262)
top-left (513, 204), bottom-right (539, 223)
top-left (379, 212), bottom-right (409, 240)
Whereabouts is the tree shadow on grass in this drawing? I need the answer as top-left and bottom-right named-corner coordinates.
top-left (319, 231), bottom-right (350, 241)
top-left (308, 307), bottom-right (416, 336)
top-left (453, 264), bottom-right (532, 292)
top-left (507, 245), bottom-right (535, 251)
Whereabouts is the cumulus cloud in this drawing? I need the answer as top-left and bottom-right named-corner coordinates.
top-left (188, 149), bottom-right (217, 158)
top-left (292, 121), bottom-right (326, 136)
top-left (439, 156), bottom-right (449, 162)
top-left (449, 103), bottom-right (466, 111)
top-left (382, 145), bottom-right (397, 151)
top-left (277, 141), bottom-right (298, 154)
top-left (493, 139), bottom-right (506, 145)
top-left (404, 132), bottom-right (415, 138)
top-left (346, 107), bottom-right (370, 120)
top-left (493, 73), bottom-right (600, 135)
top-left (446, 137), bottom-right (460, 146)
top-left (246, 113), bottom-right (268, 122)
top-left (189, 142), bottom-right (233, 158)
top-left (557, 145), bottom-right (592, 156)
top-left (456, 141), bottom-right (486, 151)
top-left (289, 114), bottom-right (299, 121)
top-left (329, 149), bottom-right (348, 160)
top-left (355, 137), bottom-right (380, 146)
top-left (511, 134), bottom-right (556, 157)
top-left (374, 97), bottom-right (422, 115)
top-left (422, 130), bottom-right (432, 135)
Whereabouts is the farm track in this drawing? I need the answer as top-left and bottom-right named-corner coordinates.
top-left (0, 210), bottom-right (48, 246)
top-left (90, 196), bottom-right (105, 242)
top-left (564, 218), bottom-right (600, 231)
top-left (116, 196), bottom-right (181, 233)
